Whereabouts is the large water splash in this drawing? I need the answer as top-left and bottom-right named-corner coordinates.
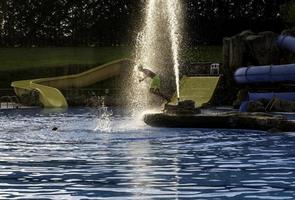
top-left (166, 0), bottom-right (182, 99)
top-left (127, 0), bottom-right (183, 113)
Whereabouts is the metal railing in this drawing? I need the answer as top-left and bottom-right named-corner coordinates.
top-left (0, 95), bottom-right (21, 109)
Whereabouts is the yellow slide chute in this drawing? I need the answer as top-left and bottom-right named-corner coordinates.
top-left (12, 80), bottom-right (68, 108)
top-left (172, 76), bottom-right (220, 107)
top-left (11, 59), bottom-right (131, 108)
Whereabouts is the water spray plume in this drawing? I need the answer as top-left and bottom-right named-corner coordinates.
top-left (166, 0), bottom-right (182, 99)
top-left (127, 0), bottom-right (183, 113)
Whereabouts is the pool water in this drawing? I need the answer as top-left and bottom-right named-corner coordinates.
top-left (0, 108), bottom-right (295, 199)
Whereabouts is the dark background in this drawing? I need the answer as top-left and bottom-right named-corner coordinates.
top-left (0, 0), bottom-right (294, 47)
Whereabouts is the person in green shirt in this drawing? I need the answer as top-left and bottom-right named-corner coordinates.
top-left (138, 65), bottom-right (170, 102)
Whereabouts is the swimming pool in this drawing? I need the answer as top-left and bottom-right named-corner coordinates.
top-left (0, 108), bottom-right (295, 199)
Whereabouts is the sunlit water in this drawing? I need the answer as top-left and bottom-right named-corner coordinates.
top-left (0, 108), bottom-right (295, 199)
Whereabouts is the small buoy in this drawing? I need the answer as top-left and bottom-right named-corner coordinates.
top-left (52, 127), bottom-right (58, 131)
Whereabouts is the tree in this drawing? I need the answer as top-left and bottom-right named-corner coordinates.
top-left (0, 0), bottom-right (291, 47)
top-left (281, 0), bottom-right (295, 27)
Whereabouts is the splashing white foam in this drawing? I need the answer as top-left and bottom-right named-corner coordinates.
top-left (94, 107), bottom-right (113, 133)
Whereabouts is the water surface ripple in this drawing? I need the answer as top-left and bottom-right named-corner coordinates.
top-left (0, 108), bottom-right (295, 199)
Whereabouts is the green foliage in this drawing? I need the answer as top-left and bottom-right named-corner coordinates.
top-left (0, 1), bottom-right (288, 46)
top-left (1, 0), bottom-right (141, 46)
top-left (0, 47), bottom-right (131, 71)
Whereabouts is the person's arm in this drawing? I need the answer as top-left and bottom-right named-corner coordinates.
top-left (139, 75), bottom-right (148, 82)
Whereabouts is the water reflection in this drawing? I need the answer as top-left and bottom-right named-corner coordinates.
top-left (0, 109), bottom-right (294, 199)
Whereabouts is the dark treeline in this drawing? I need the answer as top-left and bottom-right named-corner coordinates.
top-left (185, 0), bottom-right (291, 44)
top-left (0, 0), bottom-right (142, 47)
top-left (0, 0), bottom-right (292, 47)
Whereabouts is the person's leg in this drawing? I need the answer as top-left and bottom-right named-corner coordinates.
top-left (150, 88), bottom-right (170, 102)
top-left (156, 89), bottom-right (170, 102)
top-left (149, 75), bottom-right (170, 102)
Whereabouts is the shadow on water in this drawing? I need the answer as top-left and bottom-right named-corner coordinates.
top-left (41, 108), bottom-right (68, 114)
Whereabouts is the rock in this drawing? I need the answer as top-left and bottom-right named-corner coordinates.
top-left (178, 100), bottom-right (195, 108)
top-left (247, 101), bottom-right (265, 112)
top-left (233, 88), bottom-right (249, 108)
top-left (246, 31), bottom-right (279, 66)
top-left (245, 98), bottom-right (295, 113)
top-left (239, 30), bottom-right (254, 37)
top-left (164, 100), bottom-right (201, 115)
top-left (223, 30), bottom-right (280, 79)
top-left (144, 111), bottom-right (295, 132)
top-left (268, 98), bottom-right (295, 112)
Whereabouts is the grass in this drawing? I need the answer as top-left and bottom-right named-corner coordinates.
top-left (181, 46), bottom-right (223, 63)
top-left (0, 46), bottom-right (222, 72)
top-left (0, 47), bottom-right (131, 71)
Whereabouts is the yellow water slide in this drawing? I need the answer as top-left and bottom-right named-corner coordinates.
top-left (11, 59), bottom-right (131, 108)
top-left (171, 76), bottom-right (221, 107)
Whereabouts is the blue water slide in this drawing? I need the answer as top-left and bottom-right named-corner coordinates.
top-left (278, 35), bottom-right (295, 53)
top-left (236, 34), bottom-right (295, 111)
top-left (234, 64), bottom-right (295, 84)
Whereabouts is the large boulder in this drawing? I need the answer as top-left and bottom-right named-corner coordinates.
top-left (164, 100), bottom-right (201, 115)
top-left (246, 31), bottom-right (280, 66)
top-left (223, 30), bottom-right (280, 78)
